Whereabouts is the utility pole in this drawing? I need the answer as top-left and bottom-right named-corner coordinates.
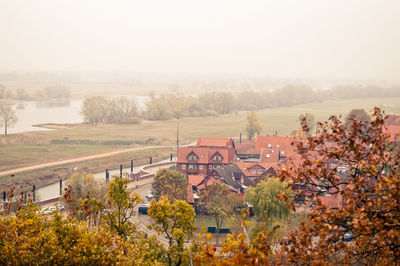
top-left (176, 117), bottom-right (180, 151)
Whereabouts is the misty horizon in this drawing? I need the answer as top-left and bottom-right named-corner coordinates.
top-left (1, 0), bottom-right (399, 84)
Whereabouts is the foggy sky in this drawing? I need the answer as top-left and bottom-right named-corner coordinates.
top-left (0, 0), bottom-right (399, 82)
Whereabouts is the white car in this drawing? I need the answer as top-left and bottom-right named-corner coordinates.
top-left (40, 208), bottom-right (52, 214)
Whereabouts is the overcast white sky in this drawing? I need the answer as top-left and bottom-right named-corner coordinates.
top-left (0, 0), bottom-right (399, 82)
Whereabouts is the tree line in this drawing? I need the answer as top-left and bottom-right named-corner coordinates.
top-left (0, 83), bottom-right (70, 101)
top-left (82, 83), bottom-right (400, 124)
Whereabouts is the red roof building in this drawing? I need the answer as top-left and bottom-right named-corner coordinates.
top-left (177, 138), bottom-right (236, 176)
top-left (384, 115), bottom-right (400, 142)
top-left (234, 161), bottom-right (279, 180)
top-left (236, 135), bottom-right (299, 164)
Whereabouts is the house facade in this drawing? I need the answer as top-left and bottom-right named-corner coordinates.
top-left (177, 138), bottom-right (236, 176)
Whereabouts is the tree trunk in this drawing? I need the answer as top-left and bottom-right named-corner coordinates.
top-left (4, 122), bottom-right (7, 136)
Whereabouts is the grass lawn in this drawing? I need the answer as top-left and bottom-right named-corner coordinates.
top-left (194, 214), bottom-right (242, 246)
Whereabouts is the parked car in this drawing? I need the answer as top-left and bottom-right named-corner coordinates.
top-left (343, 233), bottom-right (354, 242)
top-left (146, 193), bottom-right (154, 202)
top-left (138, 203), bottom-right (149, 215)
top-left (40, 208), bottom-right (52, 214)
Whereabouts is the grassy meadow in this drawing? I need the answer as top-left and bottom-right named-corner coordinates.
top-left (1, 97), bottom-right (400, 169)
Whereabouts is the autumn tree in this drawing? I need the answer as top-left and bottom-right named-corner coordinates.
top-left (152, 169), bottom-right (188, 202)
top-left (279, 107), bottom-right (400, 264)
top-left (62, 173), bottom-right (106, 217)
top-left (80, 96), bottom-right (108, 126)
top-left (105, 176), bottom-right (142, 239)
top-left (299, 113), bottom-right (316, 136)
top-left (148, 196), bottom-right (195, 265)
top-left (0, 205), bottom-right (137, 265)
top-left (245, 111), bottom-right (262, 141)
top-left (106, 96), bottom-right (138, 124)
top-left (344, 108), bottom-right (371, 130)
top-left (198, 182), bottom-right (242, 245)
top-left (244, 178), bottom-right (294, 239)
top-left (0, 104), bottom-right (18, 135)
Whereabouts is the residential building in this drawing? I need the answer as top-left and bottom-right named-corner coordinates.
top-left (177, 137), bottom-right (236, 176)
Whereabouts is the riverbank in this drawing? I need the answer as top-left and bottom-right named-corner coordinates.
top-left (33, 123), bottom-right (83, 130)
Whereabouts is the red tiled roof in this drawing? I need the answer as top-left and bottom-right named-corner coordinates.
top-left (383, 115), bottom-right (400, 141)
top-left (255, 135), bottom-right (296, 154)
top-left (385, 115), bottom-right (400, 126)
top-left (236, 141), bottom-right (257, 155)
top-left (188, 175), bottom-right (205, 186)
top-left (196, 137), bottom-right (234, 148)
top-left (383, 125), bottom-right (400, 142)
top-left (177, 147), bottom-right (234, 164)
top-left (318, 194), bottom-right (342, 209)
top-left (235, 161), bottom-right (280, 177)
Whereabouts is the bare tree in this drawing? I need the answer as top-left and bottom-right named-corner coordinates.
top-left (0, 105), bottom-right (18, 135)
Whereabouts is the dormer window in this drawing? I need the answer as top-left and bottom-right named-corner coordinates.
top-left (276, 144), bottom-right (279, 148)
top-left (281, 151), bottom-right (285, 155)
top-left (214, 155), bottom-right (221, 161)
top-left (258, 170), bottom-right (263, 174)
top-left (251, 170), bottom-right (256, 174)
top-left (268, 144), bottom-right (272, 148)
top-left (188, 152), bottom-right (198, 161)
top-left (266, 154), bottom-right (270, 158)
top-left (200, 154), bottom-right (204, 158)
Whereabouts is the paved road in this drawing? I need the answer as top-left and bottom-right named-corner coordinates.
top-left (0, 145), bottom-right (173, 177)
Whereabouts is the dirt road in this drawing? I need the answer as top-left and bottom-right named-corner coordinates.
top-left (0, 145), bottom-right (173, 177)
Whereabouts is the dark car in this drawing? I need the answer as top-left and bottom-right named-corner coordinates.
top-left (138, 203), bottom-right (149, 215)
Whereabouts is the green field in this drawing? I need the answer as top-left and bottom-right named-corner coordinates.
top-left (1, 97), bottom-right (400, 169)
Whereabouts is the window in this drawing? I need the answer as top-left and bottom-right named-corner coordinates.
top-left (268, 144), bottom-right (272, 148)
top-left (189, 155), bottom-right (197, 161)
top-left (209, 165), bottom-right (212, 169)
top-left (281, 151), bottom-right (285, 155)
top-left (214, 165), bottom-right (218, 169)
top-left (188, 164), bottom-right (196, 170)
top-left (251, 170), bottom-right (256, 174)
top-left (199, 165), bottom-right (203, 170)
top-left (182, 164), bottom-right (186, 169)
top-left (266, 154), bottom-right (270, 158)
top-left (258, 169), bottom-right (263, 174)
top-left (200, 154), bottom-right (204, 158)
top-left (276, 144), bottom-right (280, 148)
top-left (213, 155), bottom-right (221, 161)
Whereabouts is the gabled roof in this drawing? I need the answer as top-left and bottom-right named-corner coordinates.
top-left (196, 137), bottom-right (235, 148)
top-left (177, 147), bottom-right (232, 164)
top-left (188, 175), bottom-right (205, 187)
top-left (197, 165), bottom-right (251, 191)
top-left (235, 161), bottom-right (280, 177)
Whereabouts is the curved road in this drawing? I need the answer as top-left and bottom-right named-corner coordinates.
top-left (0, 145), bottom-right (174, 178)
